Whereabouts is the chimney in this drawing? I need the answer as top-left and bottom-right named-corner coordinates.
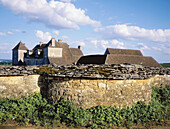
top-left (78, 45), bottom-right (81, 50)
top-left (58, 39), bottom-right (62, 43)
top-left (40, 41), bottom-right (43, 46)
top-left (52, 37), bottom-right (55, 46)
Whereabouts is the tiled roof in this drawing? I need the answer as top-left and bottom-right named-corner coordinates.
top-left (77, 54), bottom-right (161, 67)
top-left (13, 41), bottom-right (28, 50)
top-left (70, 48), bottom-right (83, 55)
top-left (48, 57), bottom-right (66, 65)
top-left (105, 55), bottom-right (161, 67)
top-left (105, 48), bottom-right (143, 56)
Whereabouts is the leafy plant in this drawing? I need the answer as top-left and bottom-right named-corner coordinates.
top-left (0, 86), bottom-right (169, 128)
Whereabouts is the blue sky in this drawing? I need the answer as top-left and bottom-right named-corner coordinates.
top-left (0, 0), bottom-right (170, 63)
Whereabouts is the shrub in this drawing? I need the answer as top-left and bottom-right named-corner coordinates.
top-left (0, 86), bottom-right (169, 128)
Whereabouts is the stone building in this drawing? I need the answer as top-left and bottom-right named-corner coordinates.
top-left (77, 48), bottom-right (161, 67)
top-left (12, 38), bottom-right (83, 66)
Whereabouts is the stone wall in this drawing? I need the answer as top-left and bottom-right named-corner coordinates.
top-left (43, 75), bottom-right (170, 109)
top-left (0, 75), bottom-right (42, 98)
top-left (0, 64), bottom-right (170, 109)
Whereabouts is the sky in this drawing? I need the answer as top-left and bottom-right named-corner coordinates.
top-left (0, 0), bottom-right (170, 63)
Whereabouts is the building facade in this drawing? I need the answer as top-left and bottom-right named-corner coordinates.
top-left (12, 38), bottom-right (83, 66)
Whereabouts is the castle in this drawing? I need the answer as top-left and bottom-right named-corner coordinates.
top-left (12, 38), bottom-right (83, 66)
top-left (12, 37), bottom-right (161, 67)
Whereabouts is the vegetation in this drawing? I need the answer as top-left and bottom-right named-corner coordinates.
top-left (0, 86), bottom-right (169, 128)
top-left (0, 60), bottom-right (12, 66)
top-left (161, 63), bottom-right (170, 67)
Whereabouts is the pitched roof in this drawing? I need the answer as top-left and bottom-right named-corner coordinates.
top-left (13, 41), bottom-right (28, 50)
top-left (105, 55), bottom-right (161, 67)
top-left (48, 57), bottom-right (66, 65)
top-left (32, 44), bottom-right (47, 50)
top-left (76, 54), bottom-right (161, 67)
top-left (77, 55), bottom-right (107, 65)
top-left (105, 48), bottom-right (143, 56)
top-left (70, 48), bottom-right (83, 55)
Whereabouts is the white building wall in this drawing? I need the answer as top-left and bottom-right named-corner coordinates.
top-left (18, 50), bottom-right (27, 62)
top-left (48, 47), bottom-right (62, 57)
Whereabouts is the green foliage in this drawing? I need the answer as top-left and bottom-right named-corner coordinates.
top-left (161, 63), bottom-right (170, 67)
top-left (0, 61), bottom-right (12, 66)
top-left (0, 86), bottom-right (169, 128)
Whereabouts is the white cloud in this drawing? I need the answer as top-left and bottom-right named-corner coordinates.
top-left (110, 40), bottom-right (124, 49)
top-left (94, 24), bottom-right (170, 43)
top-left (0, 32), bottom-right (5, 36)
top-left (152, 46), bottom-right (162, 51)
top-left (89, 39), bottom-right (98, 47)
top-left (100, 40), bottom-right (109, 49)
top-left (0, 0), bottom-right (100, 30)
top-left (60, 0), bottom-right (75, 3)
top-left (36, 30), bottom-right (52, 42)
top-left (53, 30), bottom-right (59, 35)
top-left (62, 35), bottom-right (69, 39)
top-left (137, 43), bottom-right (150, 50)
top-left (7, 31), bottom-right (13, 34)
top-left (71, 40), bottom-right (85, 47)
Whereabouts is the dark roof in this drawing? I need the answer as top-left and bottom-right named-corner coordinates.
top-left (13, 41), bottom-right (28, 50)
top-left (77, 54), bottom-right (161, 67)
top-left (33, 44), bottom-right (47, 50)
top-left (77, 55), bottom-right (107, 65)
top-left (105, 55), bottom-right (161, 67)
top-left (105, 48), bottom-right (143, 56)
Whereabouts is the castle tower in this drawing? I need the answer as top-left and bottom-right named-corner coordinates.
top-left (12, 41), bottom-right (28, 65)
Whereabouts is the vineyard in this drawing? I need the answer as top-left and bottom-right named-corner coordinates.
top-left (0, 86), bottom-right (169, 129)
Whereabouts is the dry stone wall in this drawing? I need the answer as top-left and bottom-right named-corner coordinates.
top-left (43, 75), bottom-right (170, 109)
top-left (47, 64), bottom-right (170, 79)
top-left (0, 64), bottom-right (170, 109)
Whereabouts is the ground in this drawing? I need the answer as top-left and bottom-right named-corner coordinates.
top-left (0, 120), bottom-right (169, 129)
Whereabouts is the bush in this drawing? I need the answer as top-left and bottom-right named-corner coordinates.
top-left (0, 86), bottom-right (169, 128)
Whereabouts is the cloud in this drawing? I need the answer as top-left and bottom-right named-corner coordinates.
top-left (94, 24), bottom-right (170, 43)
top-left (62, 35), bottom-right (69, 39)
top-left (71, 40), bottom-right (85, 47)
top-left (60, 0), bottom-right (75, 3)
top-left (0, 43), bottom-right (12, 53)
top-left (7, 31), bottom-right (13, 34)
top-left (72, 38), bottom-right (125, 49)
top-left (0, 32), bottom-right (5, 36)
top-left (36, 30), bottom-right (52, 42)
top-left (53, 30), bottom-right (59, 35)
top-left (0, 0), bottom-right (101, 30)
top-left (152, 46), bottom-right (162, 51)
top-left (137, 43), bottom-right (150, 50)
top-left (110, 40), bottom-right (124, 49)
top-left (151, 44), bottom-right (170, 55)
